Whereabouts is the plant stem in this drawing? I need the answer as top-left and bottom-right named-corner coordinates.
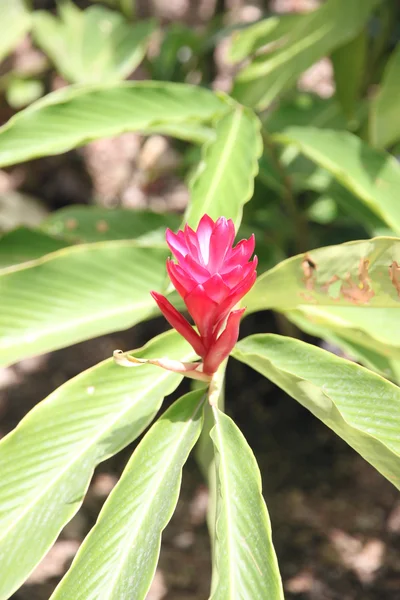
top-left (262, 128), bottom-right (309, 253)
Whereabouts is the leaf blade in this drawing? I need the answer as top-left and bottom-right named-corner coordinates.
top-left (0, 82), bottom-right (228, 167)
top-left (0, 240), bottom-right (169, 366)
top-left (209, 408), bottom-right (284, 600)
top-left (0, 330), bottom-right (195, 600)
top-left (232, 0), bottom-right (380, 109)
top-left (51, 389), bottom-right (205, 600)
top-left (233, 334), bottom-right (400, 490)
top-left (273, 127), bottom-right (400, 233)
top-left (369, 43), bottom-right (400, 149)
top-left (185, 106), bottom-right (262, 230)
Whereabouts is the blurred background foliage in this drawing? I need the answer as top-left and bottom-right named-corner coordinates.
top-left (1, 0), bottom-right (400, 598)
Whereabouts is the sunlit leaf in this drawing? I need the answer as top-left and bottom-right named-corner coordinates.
top-left (52, 389), bottom-right (205, 600)
top-left (232, 0), bottom-right (380, 109)
top-left (0, 240), bottom-right (169, 366)
top-left (228, 13), bottom-right (304, 63)
top-left (210, 408), bottom-right (284, 599)
top-left (247, 237), bottom-right (400, 312)
top-left (0, 331), bottom-right (194, 600)
top-left (274, 127), bottom-right (400, 233)
top-left (186, 106), bottom-right (262, 230)
top-left (0, 0), bottom-right (31, 63)
top-left (370, 43), bottom-right (400, 149)
top-left (32, 2), bottom-right (155, 84)
top-left (233, 334), bottom-right (400, 490)
top-left (286, 309), bottom-right (399, 382)
top-left (0, 82), bottom-right (228, 167)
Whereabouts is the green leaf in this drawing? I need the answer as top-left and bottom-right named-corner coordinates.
top-left (232, 0), bottom-right (380, 109)
top-left (233, 334), bottom-right (400, 490)
top-left (247, 237), bottom-right (400, 312)
top-left (331, 29), bottom-right (367, 120)
top-left (0, 82), bottom-right (228, 167)
top-left (32, 3), bottom-right (155, 84)
top-left (228, 13), bottom-right (304, 63)
top-left (292, 305), bottom-right (400, 360)
top-left (0, 0), bottom-right (31, 63)
top-left (263, 93), bottom-right (348, 134)
top-left (246, 238), bottom-right (400, 358)
top-left (42, 206), bottom-right (180, 243)
top-left (370, 43), bottom-right (400, 149)
top-left (0, 240), bottom-right (169, 367)
top-left (0, 330), bottom-right (194, 600)
top-left (0, 227), bottom-right (70, 268)
top-left (210, 408), bottom-right (283, 599)
top-left (6, 77), bottom-right (44, 109)
top-left (286, 309), bottom-right (399, 382)
top-left (51, 388), bottom-right (205, 600)
top-left (185, 106), bottom-right (262, 230)
top-left (273, 127), bottom-right (400, 233)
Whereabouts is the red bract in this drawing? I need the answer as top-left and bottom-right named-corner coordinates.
top-left (151, 214), bottom-right (257, 375)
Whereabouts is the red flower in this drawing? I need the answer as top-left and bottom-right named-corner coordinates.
top-left (151, 215), bottom-right (257, 375)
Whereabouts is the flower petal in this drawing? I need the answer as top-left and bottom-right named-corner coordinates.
top-left (184, 284), bottom-right (218, 339)
top-left (150, 291), bottom-right (205, 357)
top-left (208, 217), bottom-right (235, 272)
top-left (166, 229), bottom-right (189, 262)
top-left (202, 273), bottom-right (231, 303)
top-left (179, 254), bottom-right (210, 283)
top-left (166, 260), bottom-right (196, 298)
top-left (222, 234), bottom-right (255, 271)
top-left (214, 270), bottom-right (257, 329)
top-left (184, 224), bottom-right (203, 264)
top-left (203, 308), bottom-right (245, 374)
top-left (196, 214), bottom-right (214, 264)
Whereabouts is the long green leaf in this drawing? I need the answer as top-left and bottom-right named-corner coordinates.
top-left (51, 389), bottom-right (205, 600)
top-left (287, 309), bottom-right (399, 382)
top-left (292, 305), bottom-right (400, 359)
top-left (247, 237), bottom-right (400, 312)
top-left (274, 127), bottom-right (400, 233)
top-left (42, 206), bottom-right (180, 243)
top-left (331, 30), bottom-right (367, 120)
top-left (0, 0), bottom-right (31, 63)
top-left (370, 44), bottom-right (400, 149)
top-left (0, 82), bottom-right (228, 167)
top-left (0, 240), bottom-right (169, 367)
top-left (32, 3), bottom-right (155, 84)
top-left (233, 334), bottom-right (400, 490)
top-left (228, 13), bottom-right (304, 63)
top-left (210, 407), bottom-right (283, 599)
top-left (0, 227), bottom-right (70, 268)
top-left (232, 0), bottom-right (380, 109)
top-left (246, 237), bottom-right (400, 356)
top-left (0, 330), bottom-right (194, 600)
top-left (185, 107), bottom-right (262, 230)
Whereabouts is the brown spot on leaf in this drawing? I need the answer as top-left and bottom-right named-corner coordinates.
top-left (65, 218), bottom-right (78, 231)
top-left (389, 261), bottom-right (400, 298)
top-left (96, 219), bottom-right (109, 233)
top-left (340, 258), bottom-right (374, 305)
top-left (299, 291), bottom-right (316, 303)
top-left (302, 254), bottom-right (317, 291)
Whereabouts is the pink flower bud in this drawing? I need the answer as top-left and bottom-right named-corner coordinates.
top-left (151, 215), bottom-right (257, 375)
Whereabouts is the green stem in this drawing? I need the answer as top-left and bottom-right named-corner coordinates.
top-left (194, 360), bottom-right (227, 545)
top-left (261, 128), bottom-right (309, 253)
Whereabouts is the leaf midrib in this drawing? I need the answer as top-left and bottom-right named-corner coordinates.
top-left (103, 394), bottom-right (205, 599)
top-left (193, 108), bottom-right (244, 218)
top-left (211, 408), bottom-right (236, 599)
